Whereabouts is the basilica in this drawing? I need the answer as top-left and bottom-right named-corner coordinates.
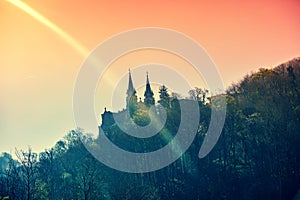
top-left (100, 70), bottom-right (156, 128)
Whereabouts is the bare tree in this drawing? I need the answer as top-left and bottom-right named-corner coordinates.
top-left (15, 147), bottom-right (38, 200)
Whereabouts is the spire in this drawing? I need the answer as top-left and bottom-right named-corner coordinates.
top-left (146, 71), bottom-right (149, 84)
top-left (126, 69), bottom-right (137, 108)
top-left (127, 69), bottom-right (135, 96)
top-left (144, 71), bottom-right (155, 106)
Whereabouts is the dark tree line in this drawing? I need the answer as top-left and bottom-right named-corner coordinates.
top-left (0, 58), bottom-right (299, 199)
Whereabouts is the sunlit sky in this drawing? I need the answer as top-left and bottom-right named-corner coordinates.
top-left (1, 0), bottom-right (300, 154)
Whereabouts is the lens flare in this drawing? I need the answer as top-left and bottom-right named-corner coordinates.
top-left (6, 0), bottom-right (89, 57)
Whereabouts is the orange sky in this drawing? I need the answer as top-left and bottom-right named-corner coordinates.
top-left (0, 0), bottom-right (299, 153)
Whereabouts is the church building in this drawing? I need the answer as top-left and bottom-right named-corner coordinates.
top-left (101, 70), bottom-right (155, 128)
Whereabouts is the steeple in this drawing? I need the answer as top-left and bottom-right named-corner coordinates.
top-left (146, 71), bottom-right (150, 84)
top-left (126, 69), bottom-right (137, 108)
top-left (127, 69), bottom-right (135, 96)
top-left (144, 71), bottom-right (155, 106)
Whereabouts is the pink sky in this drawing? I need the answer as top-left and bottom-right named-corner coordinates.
top-left (0, 0), bottom-right (299, 153)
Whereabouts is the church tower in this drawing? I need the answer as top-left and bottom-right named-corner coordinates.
top-left (144, 72), bottom-right (155, 106)
top-left (126, 69), bottom-right (137, 110)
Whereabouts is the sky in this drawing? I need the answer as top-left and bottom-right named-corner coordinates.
top-left (0, 0), bottom-right (300, 154)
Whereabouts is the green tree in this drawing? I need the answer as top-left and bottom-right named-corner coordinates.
top-left (158, 85), bottom-right (170, 108)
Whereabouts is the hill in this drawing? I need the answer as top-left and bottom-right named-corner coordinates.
top-left (0, 57), bottom-right (299, 200)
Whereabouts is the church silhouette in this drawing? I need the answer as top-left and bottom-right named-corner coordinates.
top-left (100, 70), bottom-right (156, 129)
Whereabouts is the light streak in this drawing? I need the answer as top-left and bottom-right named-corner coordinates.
top-left (6, 0), bottom-right (89, 57)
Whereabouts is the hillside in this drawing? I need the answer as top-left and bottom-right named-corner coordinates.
top-left (0, 57), bottom-right (299, 200)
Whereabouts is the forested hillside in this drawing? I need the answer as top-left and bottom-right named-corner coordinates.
top-left (0, 58), bottom-right (299, 200)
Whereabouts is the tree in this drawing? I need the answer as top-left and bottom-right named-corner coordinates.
top-left (188, 87), bottom-right (208, 104)
top-left (158, 85), bottom-right (170, 108)
top-left (15, 148), bottom-right (38, 200)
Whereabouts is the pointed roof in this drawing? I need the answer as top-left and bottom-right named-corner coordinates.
top-left (144, 71), bottom-right (154, 97)
top-left (146, 71), bottom-right (149, 84)
top-left (144, 71), bottom-right (155, 105)
top-left (127, 69), bottom-right (136, 95)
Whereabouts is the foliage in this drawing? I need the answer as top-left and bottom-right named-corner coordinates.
top-left (0, 58), bottom-right (299, 199)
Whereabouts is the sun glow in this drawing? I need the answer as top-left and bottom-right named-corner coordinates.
top-left (5, 0), bottom-right (119, 103)
top-left (6, 0), bottom-right (89, 57)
